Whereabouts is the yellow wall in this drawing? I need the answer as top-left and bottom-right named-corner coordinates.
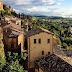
top-left (16, 20), bottom-right (21, 26)
top-left (35, 68), bottom-right (43, 72)
top-left (0, 1), bottom-right (3, 10)
top-left (18, 33), bottom-right (24, 52)
top-left (28, 32), bottom-right (53, 68)
top-left (35, 69), bottom-right (38, 72)
top-left (4, 17), bottom-right (10, 21)
top-left (39, 68), bottom-right (43, 72)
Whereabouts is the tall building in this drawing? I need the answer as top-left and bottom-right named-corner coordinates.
top-left (0, 1), bottom-right (3, 10)
top-left (25, 28), bottom-right (54, 71)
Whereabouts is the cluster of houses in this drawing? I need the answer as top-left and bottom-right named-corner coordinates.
top-left (0, 15), bottom-right (58, 71)
top-left (1, 1), bottom-right (72, 72)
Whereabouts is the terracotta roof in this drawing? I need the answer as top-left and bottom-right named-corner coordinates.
top-left (26, 28), bottom-right (54, 37)
top-left (53, 45), bottom-right (72, 66)
top-left (5, 30), bottom-right (23, 38)
top-left (53, 45), bottom-right (66, 56)
top-left (0, 20), bottom-right (9, 28)
top-left (3, 23), bottom-right (24, 38)
top-left (62, 50), bottom-right (72, 57)
top-left (53, 45), bottom-right (72, 58)
top-left (35, 54), bottom-right (72, 72)
top-left (4, 15), bottom-right (21, 21)
top-left (3, 23), bottom-right (23, 31)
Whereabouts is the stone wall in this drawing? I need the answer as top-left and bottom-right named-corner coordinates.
top-left (3, 32), bottom-right (24, 53)
top-left (0, 27), bottom-right (5, 58)
top-left (0, 1), bottom-right (3, 10)
top-left (53, 37), bottom-right (58, 45)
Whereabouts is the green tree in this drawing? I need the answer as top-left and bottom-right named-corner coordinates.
top-left (1, 52), bottom-right (28, 72)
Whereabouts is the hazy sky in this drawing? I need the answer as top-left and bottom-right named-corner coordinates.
top-left (2, 0), bottom-right (72, 17)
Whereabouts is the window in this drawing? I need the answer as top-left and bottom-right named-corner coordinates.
top-left (39, 39), bottom-right (41, 44)
top-left (48, 39), bottom-right (50, 43)
top-left (48, 52), bottom-right (50, 55)
top-left (11, 44), bottom-right (14, 48)
top-left (42, 51), bottom-right (44, 55)
top-left (34, 39), bottom-right (36, 44)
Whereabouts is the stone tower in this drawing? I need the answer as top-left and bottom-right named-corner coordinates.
top-left (0, 1), bottom-right (3, 10)
top-left (0, 27), bottom-right (5, 58)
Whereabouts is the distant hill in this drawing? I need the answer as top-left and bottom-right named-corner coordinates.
top-left (28, 15), bottom-right (65, 19)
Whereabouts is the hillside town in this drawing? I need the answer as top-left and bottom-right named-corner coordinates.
top-left (1, 1), bottom-right (72, 72)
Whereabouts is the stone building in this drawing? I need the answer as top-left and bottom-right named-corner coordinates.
top-left (3, 23), bottom-right (24, 53)
top-left (21, 19), bottom-right (33, 32)
top-left (53, 36), bottom-right (58, 45)
top-left (68, 26), bottom-right (72, 33)
top-left (21, 19), bottom-right (29, 32)
top-left (0, 26), bottom-right (5, 59)
top-left (4, 15), bottom-right (21, 26)
top-left (0, 1), bottom-right (3, 10)
top-left (25, 28), bottom-right (54, 70)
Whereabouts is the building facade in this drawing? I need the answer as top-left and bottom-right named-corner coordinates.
top-left (26, 28), bottom-right (54, 69)
top-left (68, 26), bottom-right (72, 33)
top-left (53, 36), bottom-right (58, 45)
top-left (3, 23), bottom-right (24, 53)
top-left (4, 16), bottom-right (21, 26)
top-left (0, 1), bottom-right (3, 10)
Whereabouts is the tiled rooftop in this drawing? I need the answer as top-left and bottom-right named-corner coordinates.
top-left (2, 22), bottom-right (24, 38)
top-left (26, 28), bottom-right (54, 37)
top-left (53, 45), bottom-right (72, 66)
top-left (35, 54), bottom-right (72, 72)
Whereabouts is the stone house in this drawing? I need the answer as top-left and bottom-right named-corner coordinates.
top-left (25, 28), bottom-right (54, 70)
top-left (21, 19), bottom-right (33, 32)
top-left (4, 15), bottom-right (21, 26)
top-left (0, 1), bottom-right (3, 10)
top-left (3, 23), bottom-right (24, 53)
top-left (21, 19), bottom-right (28, 32)
top-left (68, 26), bottom-right (72, 33)
top-left (1, 22), bottom-right (24, 53)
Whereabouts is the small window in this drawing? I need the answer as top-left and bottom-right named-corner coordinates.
top-left (48, 52), bottom-right (50, 55)
top-left (42, 51), bottom-right (44, 55)
top-left (39, 39), bottom-right (41, 44)
top-left (48, 39), bottom-right (50, 43)
top-left (11, 44), bottom-right (14, 48)
top-left (34, 39), bottom-right (36, 44)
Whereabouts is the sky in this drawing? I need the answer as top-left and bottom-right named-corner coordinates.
top-left (2, 0), bottom-right (72, 17)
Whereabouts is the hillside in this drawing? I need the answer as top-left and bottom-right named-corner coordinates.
top-left (1, 4), bottom-right (72, 50)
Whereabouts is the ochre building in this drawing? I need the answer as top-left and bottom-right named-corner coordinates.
top-left (25, 28), bottom-right (54, 70)
top-left (0, 1), bottom-right (3, 10)
top-left (3, 23), bottom-right (24, 53)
